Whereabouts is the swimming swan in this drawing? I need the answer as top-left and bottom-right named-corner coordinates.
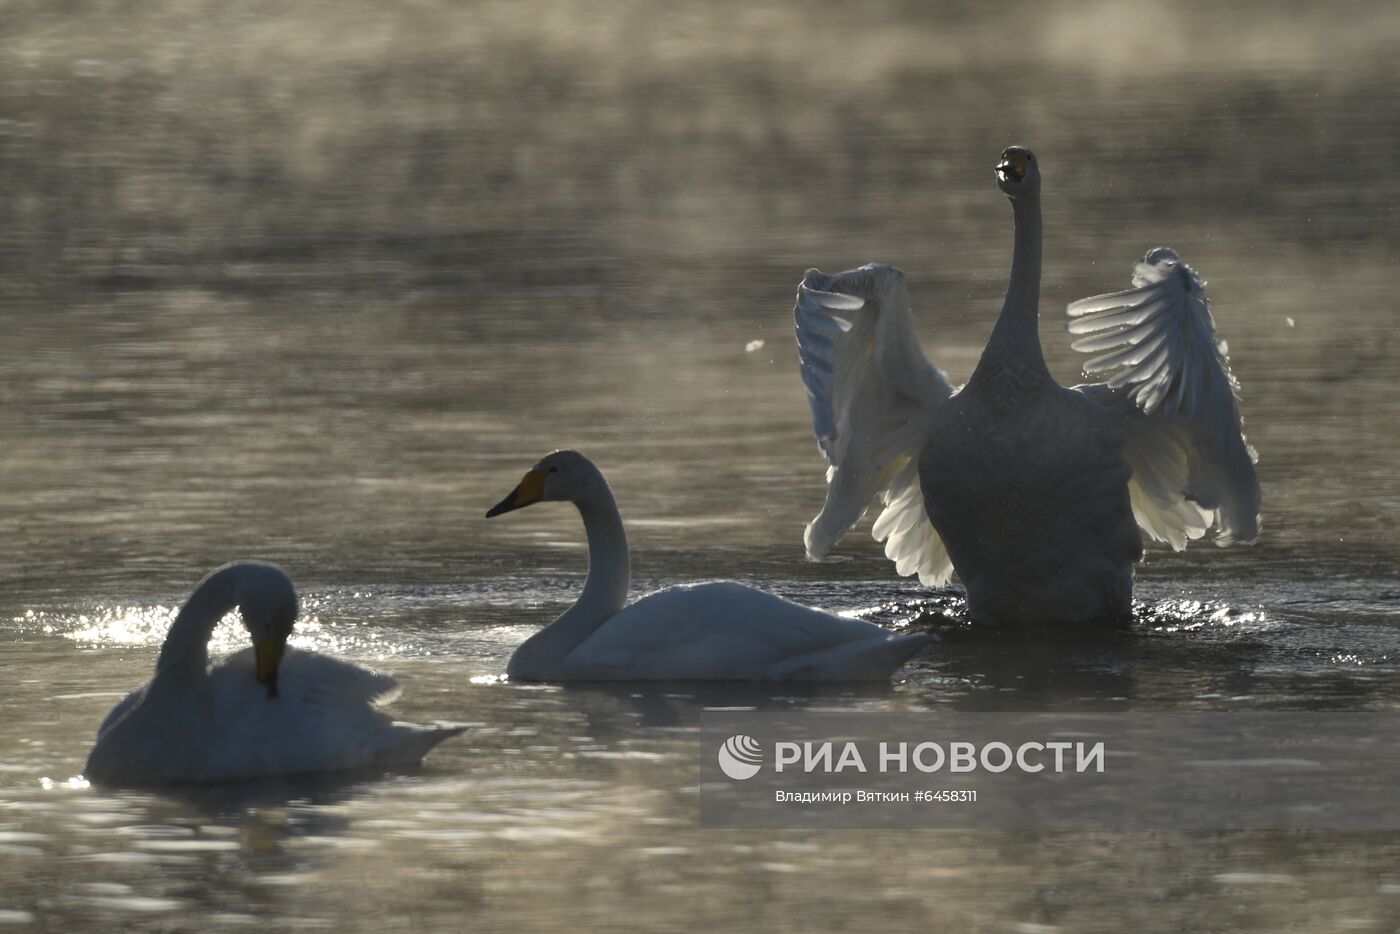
top-left (486, 450), bottom-right (929, 681)
top-left (85, 561), bottom-right (465, 785)
top-left (794, 146), bottom-right (1260, 625)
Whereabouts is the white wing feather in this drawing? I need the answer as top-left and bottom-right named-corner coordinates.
top-left (794, 264), bottom-right (955, 585)
top-left (1068, 248), bottom-right (1260, 547)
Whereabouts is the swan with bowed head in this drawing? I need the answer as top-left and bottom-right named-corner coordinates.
top-left (85, 561), bottom-right (465, 785)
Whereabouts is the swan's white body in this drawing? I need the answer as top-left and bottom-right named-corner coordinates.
top-left (85, 563), bottom-right (464, 785)
top-left (489, 452), bottom-right (929, 681)
top-left (795, 148), bottom-right (1259, 625)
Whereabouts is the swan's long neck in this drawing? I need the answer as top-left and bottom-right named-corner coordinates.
top-left (155, 565), bottom-right (240, 678)
top-left (509, 471), bottom-right (630, 676)
top-left (575, 485), bottom-right (631, 619)
top-left (970, 192), bottom-right (1053, 390)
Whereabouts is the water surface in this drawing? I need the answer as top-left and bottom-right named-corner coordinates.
top-left (1, 0), bottom-right (1398, 930)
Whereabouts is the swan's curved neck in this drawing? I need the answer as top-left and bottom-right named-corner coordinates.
top-left (510, 472), bottom-right (631, 676)
top-left (971, 192), bottom-right (1052, 389)
top-left (155, 565), bottom-right (241, 678)
top-left (575, 486), bottom-right (631, 617)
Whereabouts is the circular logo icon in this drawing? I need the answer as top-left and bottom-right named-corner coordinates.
top-left (717, 734), bottom-right (763, 780)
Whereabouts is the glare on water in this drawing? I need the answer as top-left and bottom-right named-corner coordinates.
top-left (2, 0), bottom-right (1400, 930)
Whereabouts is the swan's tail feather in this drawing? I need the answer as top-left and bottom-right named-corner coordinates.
top-left (766, 633), bottom-right (930, 682)
top-left (374, 721), bottom-right (469, 768)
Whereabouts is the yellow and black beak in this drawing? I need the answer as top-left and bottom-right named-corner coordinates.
top-left (255, 637), bottom-right (286, 698)
top-left (486, 468), bottom-right (548, 518)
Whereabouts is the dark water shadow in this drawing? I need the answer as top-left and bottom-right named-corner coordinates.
top-left (886, 590), bottom-right (1288, 709)
top-left (554, 679), bottom-right (901, 737)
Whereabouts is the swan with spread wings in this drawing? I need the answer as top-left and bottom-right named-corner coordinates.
top-left (794, 146), bottom-right (1259, 625)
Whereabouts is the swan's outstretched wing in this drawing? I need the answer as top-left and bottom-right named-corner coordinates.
top-left (795, 264), bottom-right (954, 585)
top-left (1068, 248), bottom-right (1260, 547)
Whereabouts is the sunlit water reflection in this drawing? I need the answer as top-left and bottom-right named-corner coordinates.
top-left (4, 578), bottom-right (1398, 928)
top-left (3, 0), bottom-right (1400, 929)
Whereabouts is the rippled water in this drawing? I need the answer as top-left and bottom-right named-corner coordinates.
top-left (2, 0), bottom-right (1399, 930)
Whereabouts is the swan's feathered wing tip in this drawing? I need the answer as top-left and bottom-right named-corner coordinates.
top-left (875, 458), bottom-right (955, 587)
top-left (1068, 249), bottom-right (1260, 548)
top-left (793, 263), bottom-right (952, 581)
top-left (798, 263), bottom-right (906, 298)
top-left (802, 515), bottom-right (832, 561)
top-left (793, 264), bottom-right (925, 457)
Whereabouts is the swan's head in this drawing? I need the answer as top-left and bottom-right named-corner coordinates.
top-left (995, 146), bottom-right (1039, 199)
top-left (485, 449), bottom-right (601, 517)
top-left (231, 562), bottom-right (299, 698)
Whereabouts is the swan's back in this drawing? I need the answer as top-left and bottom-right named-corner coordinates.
top-left (922, 383), bottom-right (1141, 623)
top-left (558, 582), bottom-right (928, 681)
top-left (203, 649), bottom-right (465, 780)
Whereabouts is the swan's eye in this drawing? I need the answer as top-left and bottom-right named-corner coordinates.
top-left (548, 467), bottom-right (559, 474)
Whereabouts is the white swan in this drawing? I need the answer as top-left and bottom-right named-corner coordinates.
top-left (85, 562), bottom-right (465, 785)
top-left (794, 146), bottom-right (1260, 625)
top-left (486, 450), bottom-right (929, 681)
